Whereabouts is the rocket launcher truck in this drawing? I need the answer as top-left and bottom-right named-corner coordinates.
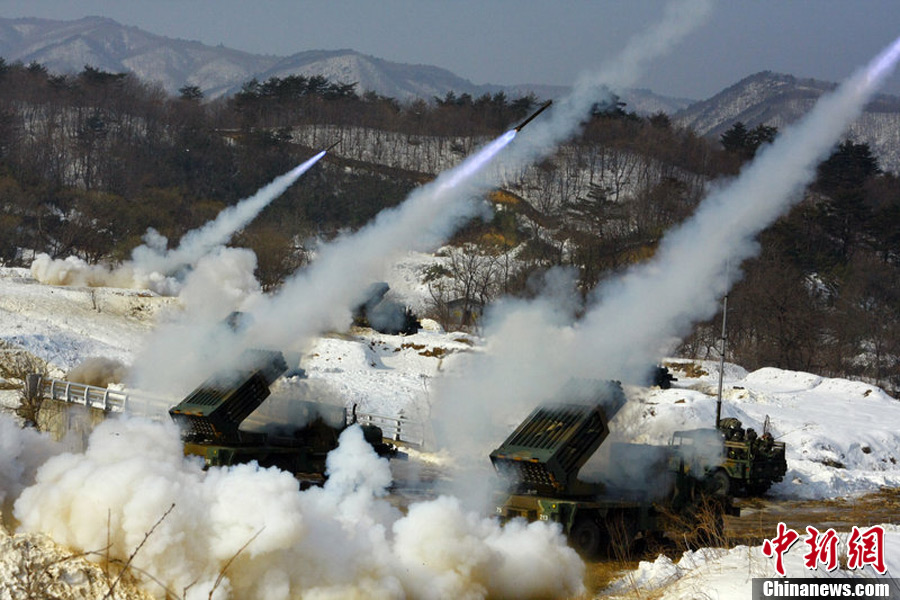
top-left (169, 349), bottom-right (396, 485)
top-left (490, 380), bottom-right (737, 557)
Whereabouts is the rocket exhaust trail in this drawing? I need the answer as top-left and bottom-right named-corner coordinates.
top-left (434, 129), bottom-right (518, 193)
top-left (141, 148), bottom-right (328, 275)
top-left (431, 33), bottom-right (900, 457)
top-left (130, 0), bottom-right (707, 395)
top-left (243, 127), bottom-right (521, 353)
top-left (29, 147), bottom-right (331, 292)
top-left (579, 34), bottom-right (900, 375)
top-left (129, 126), bottom-right (526, 395)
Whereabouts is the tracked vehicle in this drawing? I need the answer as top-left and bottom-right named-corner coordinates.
top-left (169, 349), bottom-right (397, 484)
top-left (490, 380), bottom-right (736, 557)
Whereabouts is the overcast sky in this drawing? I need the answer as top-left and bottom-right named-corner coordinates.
top-left (1, 0), bottom-right (900, 99)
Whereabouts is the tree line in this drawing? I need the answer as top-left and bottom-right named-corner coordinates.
top-left (0, 58), bottom-right (898, 393)
top-left (682, 126), bottom-right (900, 394)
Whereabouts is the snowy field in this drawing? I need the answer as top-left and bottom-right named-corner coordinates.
top-left (1, 266), bottom-right (900, 599)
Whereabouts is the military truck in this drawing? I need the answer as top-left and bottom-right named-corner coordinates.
top-left (169, 349), bottom-right (397, 485)
top-left (671, 416), bottom-right (787, 497)
top-left (490, 380), bottom-right (736, 557)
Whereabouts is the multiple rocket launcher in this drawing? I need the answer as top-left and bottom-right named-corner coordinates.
top-left (164, 100), bottom-right (558, 476)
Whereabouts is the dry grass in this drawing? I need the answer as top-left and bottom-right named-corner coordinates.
top-left (655, 495), bottom-right (733, 557)
top-left (572, 559), bottom-right (640, 599)
top-left (0, 340), bottom-right (50, 428)
top-left (666, 360), bottom-right (707, 379)
top-left (399, 342), bottom-right (448, 358)
top-left (0, 340), bottom-right (49, 390)
top-left (573, 489), bottom-right (900, 598)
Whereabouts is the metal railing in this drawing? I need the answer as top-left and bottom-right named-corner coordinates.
top-left (354, 411), bottom-right (428, 449)
top-left (35, 375), bottom-right (430, 449)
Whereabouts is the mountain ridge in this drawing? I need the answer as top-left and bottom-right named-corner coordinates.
top-left (675, 70), bottom-right (900, 172)
top-left (0, 15), bottom-right (691, 114)
top-left (2, 16), bottom-right (900, 171)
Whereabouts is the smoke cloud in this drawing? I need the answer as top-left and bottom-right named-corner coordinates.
top-left (12, 417), bottom-right (584, 599)
top-left (30, 153), bottom-right (326, 295)
top-left (491, 0), bottom-right (714, 177)
top-left (127, 129), bottom-right (520, 396)
top-left (0, 418), bottom-right (61, 526)
top-left (432, 35), bottom-right (900, 456)
top-left (127, 0), bottom-right (712, 398)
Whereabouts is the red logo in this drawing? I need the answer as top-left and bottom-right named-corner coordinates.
top-left (847, 525), bottom-right (886, 574)
top-left (762, 522), bottom-right (800, 576)
top-left (762, 523), bottom-right (887, 576)
top-left (803, 526), bottom-right (840, 571)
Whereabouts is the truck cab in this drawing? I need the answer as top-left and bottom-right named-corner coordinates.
top-left (671, 417), bottom-right (786, 496)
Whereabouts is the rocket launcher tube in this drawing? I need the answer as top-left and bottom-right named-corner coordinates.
top-left (489, 379), bottom-right (626, 495)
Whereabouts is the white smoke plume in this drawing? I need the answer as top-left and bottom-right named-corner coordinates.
top-left (131, 154), bottom-right (325, 277)
top-left (12, 417), bottom-right (584, 599)
top-left (0, 417), bottom-right (62, 525)
top-left (30, 153), bottom-right (326, 295)
top-left (29, 252), bottom-right (176, 292)
top-left (227, 0), bottom-right (714, 360)
top-left (491, 0), bottom-right (714, 177)
top-left (243, 133), bottom-right (519, 348)
top-left (432, 34), bottom-right (900, 456)
top-left (127, 130), bottom-right (520, 396)
top-left (127, 0), bottom-right (712, 398)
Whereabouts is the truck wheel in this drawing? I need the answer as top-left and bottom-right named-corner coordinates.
top-left (744, 481), bottom-right (771, 496)
top-left (707, 469), bottom-right (731, 497)
top-left (570, 518), bottom-right (603, 558)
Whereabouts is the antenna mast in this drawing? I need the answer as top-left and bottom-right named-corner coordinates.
top-left (715, 293), bottom-right (728, 428)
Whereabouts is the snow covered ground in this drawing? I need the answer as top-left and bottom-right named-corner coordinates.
top-left (0, 267), bottom-right (174, 376)
top-left (1, 266), bottom-right (899, 599)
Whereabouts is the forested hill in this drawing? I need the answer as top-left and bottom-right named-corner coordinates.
top-left (676, 71), bottom-right (900, 173)
top-left (4, 18), bottom-right (900, 170)
top-left (0, 61), bottom-right (897, 396)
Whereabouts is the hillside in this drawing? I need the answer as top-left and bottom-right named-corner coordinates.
top-left (12, 18), bottom-right (900, 167)
top-left (676, 71), bottom-right (900, 173)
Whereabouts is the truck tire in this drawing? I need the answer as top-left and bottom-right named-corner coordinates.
top-left (570, 518), bottom-right (603, 558)
top-left (707, 469), bottom-right (731, 497)
top-left (744, 480), bottom-right (772, 496)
